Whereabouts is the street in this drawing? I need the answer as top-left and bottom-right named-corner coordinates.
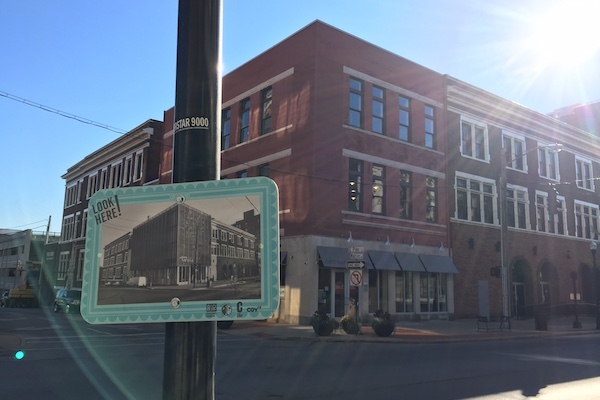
top-left (1, 308), bottom-right (600, 399)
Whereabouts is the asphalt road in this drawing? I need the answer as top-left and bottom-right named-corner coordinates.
top-left (2, 308), bottom-right (600, 400)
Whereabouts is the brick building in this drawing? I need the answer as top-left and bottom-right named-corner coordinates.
top-left (51, 20), bottom-right (600, 323)
top-left (44, 119), bottom-right (163, 303)
top-left (447, 77), bottom-right (600, 318)
top-left (162, 21), bottom-right (455, 324)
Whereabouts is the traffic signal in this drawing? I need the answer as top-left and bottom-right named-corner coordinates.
top-left (14, 350), bottom-right (24, 360)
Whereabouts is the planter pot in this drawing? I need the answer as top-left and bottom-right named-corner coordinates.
top-left (312, 320), bottom-right (334, 336)
top-left (341, 319), bottom-right (360, 334)
top-left (372, 318), bottom-right (395, 337)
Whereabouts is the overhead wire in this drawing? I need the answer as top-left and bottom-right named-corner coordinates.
top-left (0, 90), bottom-right (127, 134)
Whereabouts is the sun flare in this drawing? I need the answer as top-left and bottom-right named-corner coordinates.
top-left (524, 1), bottom-right (600, 71)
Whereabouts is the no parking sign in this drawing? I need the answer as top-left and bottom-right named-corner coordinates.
top-left (350, 269), bottom-right (362, 286)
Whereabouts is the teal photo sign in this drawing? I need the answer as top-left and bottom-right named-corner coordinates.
top-left (81, 177), bottom-right (280, 324)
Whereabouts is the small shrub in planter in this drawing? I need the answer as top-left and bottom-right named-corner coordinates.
top-left (339, 315), bottom-right (360, 334)
top-left (310, 310), bottom-right (337, 336)
top-left (372, 309), bottom-right (395, 337)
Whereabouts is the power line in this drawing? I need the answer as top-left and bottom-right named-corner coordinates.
top-left (0, 90), bottom-right (127, 134)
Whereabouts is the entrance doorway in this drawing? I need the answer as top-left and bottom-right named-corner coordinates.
top-left (318, 269), bottom-right (357, 318)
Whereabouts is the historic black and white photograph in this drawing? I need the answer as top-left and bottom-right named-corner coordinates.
top-left (95, 195), bottom-right (262, 305)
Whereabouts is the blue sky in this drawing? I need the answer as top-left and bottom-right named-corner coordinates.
top-left (2, 0), bottom-right (599, 233)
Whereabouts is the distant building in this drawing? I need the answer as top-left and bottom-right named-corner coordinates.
top-left (0, 229), bottom-right (60, 303)
top-left (45, 120), bottom-right (163, 302)
top-left (550, 100), bottom-right (600, 136)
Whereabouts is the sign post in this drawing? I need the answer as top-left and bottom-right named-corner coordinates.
top-left (167, 1), bottom-right (221, 399)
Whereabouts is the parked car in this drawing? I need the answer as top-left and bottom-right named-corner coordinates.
top-left (1, 291), bottom-right (8, 307)
top-left (53, 289), bottom-right (82, 314)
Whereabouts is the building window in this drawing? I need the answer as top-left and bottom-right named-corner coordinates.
top-left (81, 210), bottom-right (88, 238)
top-left (575, 201), bottom-right (599, 239)
top-left (425, 176), bottom-right (437, 223)
top-left (261, 86), bottom-right (272, 135)
top-left (424, 105), bottom-right (435, 149)
top-left (372, 86), bottom-right (384, 134)
top-left (76, 180), bottom-right (84, 204)
top-left (222, 107), bottom-right (231, 150)
top-left (461, 119), bottom-right (488, 161)
top-left (133, 152), bottom-right (143, 181)
top-left (123, 156), bottom-right (133, 185)
top-left (552, 195), bottom-right (567, 235)
top-left (398, 96), bottom-right (410, 141)
top-left (372, 164), bottom-right (385, 214)
top-left (62, 215), bottom-right (75, 241)
top-left (395, 271), bottom-right (413, 312)
top-left (239, 98), bottom-right (250, 143)
top-left (538, 146), bottom-right (560, 180)
top-left (110, 163), bottom-right (122, 188)
top-left (399, 171), bottom-right (412, 219)
top-left (348, 158), bottom-right (363, 212)
top-left (419, 273), bottom-right (447, 312)
top-left (456, 174), bottom-right (495, 224)
top-left (58, 252), bottom-right (69, 281)
top-left (349, 78), bottom-right (362, 128)
top-left (258, 163), bottom-right (270, 177)
top-left (506, 186), bottom-right (529, 229)
top-left (503, 134), bottom-right (526, 171)
top-left (536, 192), bottom-right (549, 232)
top-left (575, 157), bottom-right (594, 190)
top-left (76, 249), bottom-right (85, 281)
top-left (65, 184), bottom-right (78, 208)
top-left (99, 168), bottom-right (108, 189)
top-left (87, 173), bottom-right (98, 199)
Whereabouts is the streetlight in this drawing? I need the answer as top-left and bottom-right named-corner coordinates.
top-left (590, 240), bottom-right (600, 330)
top-left (499, 143), bottom-right (562, 318)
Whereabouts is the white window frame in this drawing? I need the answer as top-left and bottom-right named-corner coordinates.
top-left (64, 183), bottom-right (78, 208)
top-left (460, 116), bottom-right (490, 162)
top-left (58, 251), bottom-right (69, 281)
top-left (123, 155), bottom-right (133, 185)
top-left (87, 173), bottom-right (98, 199)
top-left (506, 184), bottom-right (530, 230)
top-left (553, 195), bottom-right (568, 236)
top-left (575, 156), bottom-right (594, 191)
top-left (110, 162), bottom-right (123, 188)
top-left (574, 200), bottom-right (600, 240)
top-left (76, 249), bottom-right (85, 281)
top-left (62, 214), bottom-right (75, 241)
top-left (76, 179), bottom-right (84, 204)
top-left (538, 143), bottom-right (561, 182)
top-left (455, 172), bottom-right (497, 224)
top-left (535, 191), bottom-right (549, 233)
top-left (133, 151), bottom-right (143, 182)
top-left (502, 131), bottom-right (528, 173)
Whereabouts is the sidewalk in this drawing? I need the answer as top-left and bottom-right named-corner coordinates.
top-left (220, 315), bottom-right (600, 343)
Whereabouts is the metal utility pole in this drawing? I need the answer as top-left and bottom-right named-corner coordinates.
top-left (163, 1), bottom-right (222, 399)
top-left (499, 148), bottom-right (510, 318)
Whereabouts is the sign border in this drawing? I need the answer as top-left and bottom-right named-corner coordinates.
top-left (81, 177), bottom-right (280, 324)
